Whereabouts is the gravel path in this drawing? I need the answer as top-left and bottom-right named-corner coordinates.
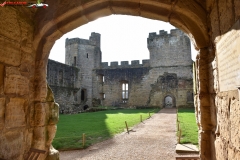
top-left (60, 108), bottom-right (179, 160)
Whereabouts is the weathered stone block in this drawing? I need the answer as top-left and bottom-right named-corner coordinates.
top-left (215, 137), bottom-right (228, 160)
top-left (0, 131), bottom-right (24, 160)
top-left (229, 99), bottom-right (240, 150)
top-left (46, 125), bottom-right (57, 146)
top-left (218, 0), bottom-right (234, 33)
top-left (48, 102), bottom-right (59, 125)
top-left (228, 146), bottom-right (240, 160)
top-left (0, 37), bottom-right (21, 66)
top-left (0, 64), bottom-right (4, 95)
top-left (218, 96), bottom-right (230, 141)
top-left (0, 7), bottom-right (21, 42)
top-left (34, 103), bottom-right (46, 126)
top-left (46, 84), bottom-right (55, 102)
top-left (4, 75), bottom-right (29, 95)
top-left (0, 98), bottom-right (5, 129)
top-left (4, 74), bottom-right (29, 94)
top-left (34, 81), bottom-right (47, 102)
top-left (5, 98), bottom-right (26, 128)
top-left (33, 127), bottom-right (46, 150)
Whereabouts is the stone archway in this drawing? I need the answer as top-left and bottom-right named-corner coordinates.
top-left (32, 4), bottom-right (211, 159)
top-left (164, 95), bottom-right (175, 108)
top-left (163, 94), bottom-right (176, 108)
top-left (165, 96), bottom-right (173, 108)
top-left (4, 1), bottom-right (236, 160)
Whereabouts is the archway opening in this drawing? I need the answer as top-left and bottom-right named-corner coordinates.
top-left (165, 96), bottom-right (173, 108)
top-left (33, 0), bottom-right (212, 158)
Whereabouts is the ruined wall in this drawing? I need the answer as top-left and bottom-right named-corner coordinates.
top-left (4, 0), bottom-right (240, 159)
top-left (94, 62), bottom-right (193, 108)
top-left (205, 0), bottom-right (240, 159)
top-left (92, 29), bottom-right (193, 108)
top-left (47, 60), bottom-right (81, 114)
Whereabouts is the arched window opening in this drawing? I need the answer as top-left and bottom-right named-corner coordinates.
top-left (122, 82), bottom-right (128, 103)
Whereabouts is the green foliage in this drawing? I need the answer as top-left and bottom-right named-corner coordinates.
top-left (177, 108), bottom-right (198, 145)
top-left (53, 109), bottom-right (159, 150)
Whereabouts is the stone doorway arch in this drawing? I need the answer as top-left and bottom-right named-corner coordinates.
top-left (163, 95), bottom-right (176, 108)
top-left (33, 1), bottom-right (211, 159)
top-left (0, 1), bottom-right (219, 160)
top-left (164, 96), bottom-right (173, 108)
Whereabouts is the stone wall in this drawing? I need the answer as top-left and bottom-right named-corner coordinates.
top-left (1, 0), bottom-right (240, 159)
top-left (47, 60), bottom-right (81, 114)
top-left (94, 66), bottom-right (193, 108)
top-left (206, 0), bottom-right (240, 159)
top-left (48, 29), bottom-right (193, 113)
top-left (91, 29), bottom-right (193, 109)
top-left (148, 29), bottom-right (192, 67)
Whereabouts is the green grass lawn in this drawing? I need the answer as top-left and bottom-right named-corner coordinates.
top-left (177, 108), bottom-right (198, 145)
top-left (53, 109), bottom-right (158, 150)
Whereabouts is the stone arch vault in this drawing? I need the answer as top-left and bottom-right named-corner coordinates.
top-left (1, 0), bottom-right (240, 160)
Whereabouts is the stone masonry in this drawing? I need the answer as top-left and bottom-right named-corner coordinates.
top-left (47, 29), bottom-right (194, 113)
top-left (1, 0), bottom-right (240, 159)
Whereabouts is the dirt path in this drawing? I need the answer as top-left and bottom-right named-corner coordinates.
top-left (60, 108), bottom-right (178, 160)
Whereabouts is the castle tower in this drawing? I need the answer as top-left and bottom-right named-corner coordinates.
top-left (65, 32), bottom-right (101, 68)
top-left (147, 29), bottom-right (192, 67)
top-left (65, 32), bottom-right (102, 107)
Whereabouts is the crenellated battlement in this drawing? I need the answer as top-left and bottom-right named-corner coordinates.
top-left (65, 32), bottom-right (101, 47)
top-left (148, 29), bottom-right (183, 39)
top-left (147, 29), bottom-right (185, 47)
top-left (100, 59), bottom-right (150, 68)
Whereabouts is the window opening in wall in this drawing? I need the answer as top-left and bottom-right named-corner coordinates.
top-left (100, 93), bottom-right (105, 100)
top-left (122, 82), bottom-right (128, 103)
top-left (81, 89), bottom-right (86, 101)
top-left (74, 56), bottom-right (76, 66)
top-left (98, 75), bottom-right (104, 83)
top-left (87, 53), bottom-right (88, 58)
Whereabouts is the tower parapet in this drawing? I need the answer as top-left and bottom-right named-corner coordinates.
top-left (147, 29), bottom-right (192, 67)
top-left (100, 60), bottom-right (150, 69)
top-left (65, 32), bottom-right (101, 47)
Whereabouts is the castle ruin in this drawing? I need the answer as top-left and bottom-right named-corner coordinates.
top-left (1, 1), bottom-right (240, 159)
top-left (47, 29), bottom-right (194, 114)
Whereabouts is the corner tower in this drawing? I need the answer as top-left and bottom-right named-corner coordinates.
top-left (147, 29), bottom-right (192, 67)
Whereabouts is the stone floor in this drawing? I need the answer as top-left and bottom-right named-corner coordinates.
top-left (59, 108), bottom-right (198, 160)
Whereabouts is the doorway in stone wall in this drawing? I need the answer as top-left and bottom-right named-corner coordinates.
top-left (164, 96), bottom-right (173, 108)
top-left (81, 89), bottom-right (86, 102)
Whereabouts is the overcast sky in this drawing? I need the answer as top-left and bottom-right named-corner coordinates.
top-left (49, 15), bottom-right (197, 64)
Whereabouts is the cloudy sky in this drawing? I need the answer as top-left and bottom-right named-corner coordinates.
top-left (49, 15), bottom-right (197, 64)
